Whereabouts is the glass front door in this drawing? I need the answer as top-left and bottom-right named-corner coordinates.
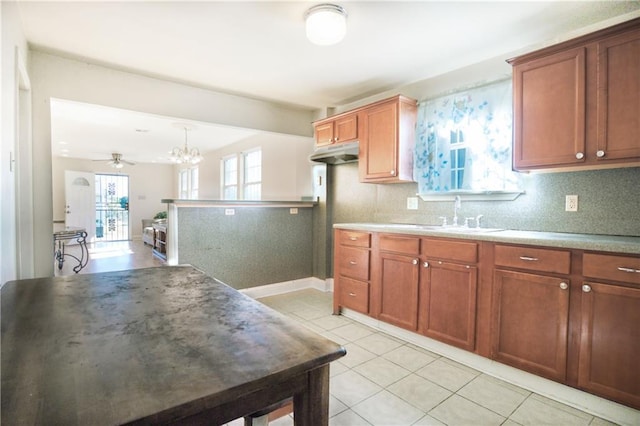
top-left (95, 174), bottom-right (129, 241)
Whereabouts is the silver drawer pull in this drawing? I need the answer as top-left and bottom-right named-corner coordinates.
top-left (349, 237), bottom-right (357, 241)
top-left (519, 256), bottom-right (539, 261)
top-left (349, 292), bottom-right (356, 297)
top-left (582, 284), bottom-right (592, 293)
top-left (617, 267), bottom-right (640, 273)
top-left (559, 282), bottom-right (568, 290)
top-left (412, 259), bottom-right (418, 265)
top-left (349, 260), bottom-right (357, 265)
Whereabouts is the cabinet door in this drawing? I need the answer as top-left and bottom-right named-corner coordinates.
top-left (334, 113), bottom-right (358, 144)
top-left (420, 260), bottom-right (477, 351)
top-left (491, 270), bottom-right (570, 382)
top-left (314, 121), bottom-right (334, 146)
top-left (596, 28), bottom-right (640, 162)
top-left (513, 47), bottom-right (587, 169)
top-left (378, 252), bottom-right (420, 331)
top-left (360, 100), bottom-right (398, 181)
top-left (578, 281), bottom-right (640, 409)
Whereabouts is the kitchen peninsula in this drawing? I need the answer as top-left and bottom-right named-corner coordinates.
top-left (162, 199), bottom-right (317, 290)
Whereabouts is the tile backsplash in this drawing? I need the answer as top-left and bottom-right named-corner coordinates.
top-left (330, 164), bottom-right (640, 237)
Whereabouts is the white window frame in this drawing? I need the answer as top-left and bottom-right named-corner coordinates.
top-left (221, 154), bottom-right (239, 200)
top-left (178, 166), bottom-right (199, 200)
top-left (221, 148), bottom-right (262, 200)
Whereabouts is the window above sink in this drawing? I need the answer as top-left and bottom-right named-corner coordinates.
top-left (414, 78), bottom-right (524, 201)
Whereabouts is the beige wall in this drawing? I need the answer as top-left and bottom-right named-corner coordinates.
top-left (52, 157), bottom-right (175, 239)
top-left (29, 51), bottom-right (316, 277)
top-left (196, 132), bottom-right (314, 200)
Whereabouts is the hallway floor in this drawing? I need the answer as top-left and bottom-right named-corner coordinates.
top-left (54, 239), bottom-right (165, 277)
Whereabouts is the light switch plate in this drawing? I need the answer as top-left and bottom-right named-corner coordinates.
top-left (407, 197), bottom-right (419, 210)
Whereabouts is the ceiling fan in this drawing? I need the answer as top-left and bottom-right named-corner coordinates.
top-left (92, 153), bottom-right (136, 169)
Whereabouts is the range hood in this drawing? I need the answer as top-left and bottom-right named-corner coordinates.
top-left (309, 141), bottom-right (359, 164)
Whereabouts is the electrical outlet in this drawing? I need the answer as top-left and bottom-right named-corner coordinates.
top-left (565, 195), bottom-right (578, 212)
top-left (407, 196), bottom-right (419, 210)
top-left (225, 208), bottom-right (235, 216)
top-left (289, 208), bottom-right (298, 215)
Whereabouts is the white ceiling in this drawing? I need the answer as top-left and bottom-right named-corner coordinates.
top-left (17, 1), bottom-right (640, 164)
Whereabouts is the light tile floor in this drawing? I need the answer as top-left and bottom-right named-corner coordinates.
top-left (226, 289), bottom-right (618, 426)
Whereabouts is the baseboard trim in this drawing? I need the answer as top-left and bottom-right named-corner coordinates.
top-left (341, 308), bottom-right (640, 426)
top-left (240, 277), bottom-right (333, 299)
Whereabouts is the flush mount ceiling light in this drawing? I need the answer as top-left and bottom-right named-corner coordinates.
top-left (305, 3), bottom-right (347, 46)
top-left (170, 123), bottom-right (203, 164)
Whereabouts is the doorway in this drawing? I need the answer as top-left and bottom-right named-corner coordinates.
top-left (95, 174), bottom-right (129, 241)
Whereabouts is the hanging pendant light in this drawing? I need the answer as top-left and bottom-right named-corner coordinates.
top-left (170, 124), bottom-right (203, 164)
top-left (305, 4), bottom-right (347, 46)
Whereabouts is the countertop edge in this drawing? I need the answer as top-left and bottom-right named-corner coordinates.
top-left (333, 223), bottom-right (640, 255)
top-left (162, 199), bottom-right (317, 208)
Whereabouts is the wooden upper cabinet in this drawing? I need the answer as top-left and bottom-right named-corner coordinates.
top-left (509, 18), bottom-right (640, 171)
top-left (313, 112), bottom-right (358, 147)
top-left (359, 95), bottom-right (417, 183)
top-left (596, 27), bottom-right (640, 162)
top-left (512, 47), bottom-right (587, 169)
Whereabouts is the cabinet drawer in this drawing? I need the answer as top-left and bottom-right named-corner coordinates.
top-left (379, 234), bottom-right (420, 255)
top-left (422, 238), bottom-right (478, 264)
top-left (583, 253), bottom-right (640, 285)
top-left (495, 244), bottom-right (571, 274)
top-left (337, 230), bottom-right (371, 248)
top-left (339, 277), bottom-right (369, 314)
top-left (338, 246), bottom-right (370, 281)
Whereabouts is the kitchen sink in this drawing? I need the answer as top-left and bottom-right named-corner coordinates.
top-left (385, 224), bottom-right (505, 233)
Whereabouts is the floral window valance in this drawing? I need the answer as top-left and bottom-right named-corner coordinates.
top-left (413, 79), bottom-right (522, 194)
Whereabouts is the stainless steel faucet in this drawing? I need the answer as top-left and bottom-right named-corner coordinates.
top-left (453, 195), bottom-right (461, 226)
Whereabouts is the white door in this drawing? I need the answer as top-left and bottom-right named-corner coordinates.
top-left (65, 171), bottom-right (96, 241)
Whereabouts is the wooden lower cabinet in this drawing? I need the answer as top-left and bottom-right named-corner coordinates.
top-left (333, 228), bottom-right (640, 410)
top-left (491, 269), bottom-right (570, 382)
top-left (377, 251), bottom-right (420, 331)
top-left (338, 277), bottom-right (370, 314)
top-left (578, 281), bottom-right (640, 408)
top-left (419, 260), bottom-right (477, 351)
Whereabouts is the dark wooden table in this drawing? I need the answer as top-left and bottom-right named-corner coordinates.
top-left (1, 266), bottom-right (345, 425)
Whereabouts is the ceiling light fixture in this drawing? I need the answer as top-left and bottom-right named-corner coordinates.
top-left (170, 124), bottom-right (203, 164)
top-left (305, 4), bottom-right (347, 46)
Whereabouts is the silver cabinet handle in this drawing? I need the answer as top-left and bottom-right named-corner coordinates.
top-left (575, 152), bottom-right (584, 160)
top-left (617, 267), bottom-right (640, 273)
top-left (349, 237), bottom-right (357, 241)
top-left (349, 260), bottom-right (357, 265)
top-left (596, 150), bottom-right (605, 158)
top-left (349, 292), bottom-right (356, 297)
top-left (412, 259), bottom-right (418, 265)
top-left (423, 261), bottom-right (429, 268)
top-left (560, 282), bottom-right (568, 290)
top-left (582, 284), bottom-right (592, 293)
top-left (519, 256), bottom-right (539, 261)
top-left (390, 170), bottom-right (396, 176)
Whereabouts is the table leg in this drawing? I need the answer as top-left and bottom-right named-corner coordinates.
top-left (293, 364), bottom-right (330, 426)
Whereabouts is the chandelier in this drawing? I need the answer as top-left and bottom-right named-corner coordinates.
top-left (170, 125), bottom-right (203, 164)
